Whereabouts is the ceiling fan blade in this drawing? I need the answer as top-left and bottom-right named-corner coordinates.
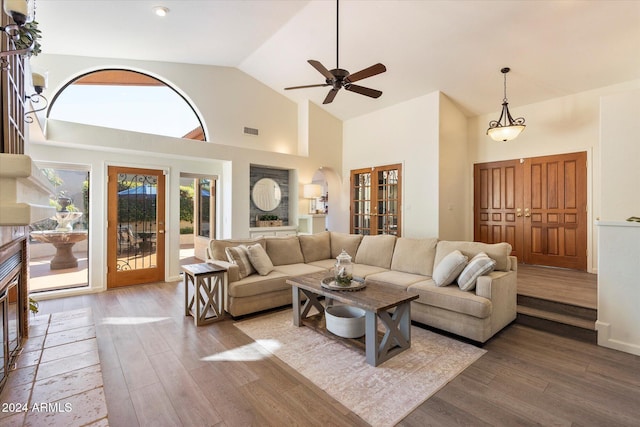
top-left (345, 63), bottom-right (386, 83)
top-left (323, 88), bottom-right (339, 104)
top-left (308, 60), bottom-right (335, 81)
top-left (345, 84), bottom-right (382, 99)
top-left (285, 83), bottom-right (330, 90)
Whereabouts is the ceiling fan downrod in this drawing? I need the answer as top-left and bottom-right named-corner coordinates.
top-left (336, 0), bottom-right (339, 70)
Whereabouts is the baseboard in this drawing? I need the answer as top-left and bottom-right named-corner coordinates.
top-left (595, 321), bottom-right (640, 356)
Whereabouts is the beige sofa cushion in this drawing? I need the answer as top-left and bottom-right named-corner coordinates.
top-left (352, 264), bottom-right (389, 279)
top-left (355, 235), bottom-right (397, 269)
top-left (227, 271), bottom-right (289, 298)
top-left (210, 238), bottom-right (265, 261)
top-left (435, 241), bottom-right (512, 272)
top-left (408, 279), bottom-right (492, 319)
top-left (330, 232), bottom-right (363, 259)
top-left (273, 263), bottom-right (327, 277)
top-left (390, 237), bottom-right (438, 276)
top-left (366, 270), bottom-right (427, 290)
top-left (265, 236), bottom-right (304, 266)
top-left (307, 259), bottom-right (337, 270)
top-left (299, 231), bottom-right (331, 263)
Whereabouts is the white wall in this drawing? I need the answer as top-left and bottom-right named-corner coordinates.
top-left (343, 92), bottom-right (440, 237)
top-left (599, 89), bottom-right (640, 220)
top-left (468, 79), bottom-right (640, 272)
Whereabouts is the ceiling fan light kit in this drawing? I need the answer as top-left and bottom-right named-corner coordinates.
top-left (487, 67), bottom-right (526, 142)
top-left (284, 0), bottom-right (386, 104)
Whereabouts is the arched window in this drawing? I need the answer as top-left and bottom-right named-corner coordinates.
top-left (48, 69), bottom-right (206, 141)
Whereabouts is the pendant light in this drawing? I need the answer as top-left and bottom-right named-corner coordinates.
top-left (487, 67), bottom-right (526, 142)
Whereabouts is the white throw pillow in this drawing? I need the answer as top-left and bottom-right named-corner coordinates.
top-left (432, 250), bottom-right (468, 287)
top-left (457, 252), bottom-right (496, 291)
top-left (246, 243), bottom-right (274, 276)
top-left (225, 245), bottom-right (255, 279)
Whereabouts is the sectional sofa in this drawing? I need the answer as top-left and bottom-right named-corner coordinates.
top-left (207, 231), bottom-right (517, 343)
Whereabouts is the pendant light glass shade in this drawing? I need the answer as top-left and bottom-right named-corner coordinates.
top-left (487, 68), bottom-right (526, 142)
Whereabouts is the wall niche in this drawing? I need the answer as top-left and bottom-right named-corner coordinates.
top-left (249, 166), bottom-right (289, 227)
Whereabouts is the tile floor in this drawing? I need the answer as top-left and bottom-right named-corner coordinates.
top-left (0, 308), bottom-right (108, 426)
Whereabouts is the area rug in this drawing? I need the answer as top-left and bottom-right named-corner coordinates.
top-left (234, 309), bottom-right (486, 426)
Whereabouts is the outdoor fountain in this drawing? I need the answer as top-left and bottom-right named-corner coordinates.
top-left (30, 196), bottom-right (88, 270)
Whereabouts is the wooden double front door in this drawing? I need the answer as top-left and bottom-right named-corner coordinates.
top-left (474, 152), bottom-right (587, 271)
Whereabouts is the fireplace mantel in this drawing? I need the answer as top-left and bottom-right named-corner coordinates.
top-left (0, 154), bottom-right (55, 225)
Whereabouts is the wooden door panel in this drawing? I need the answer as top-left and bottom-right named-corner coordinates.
top-left (523, 152), bottom-right (587, 270)
top-left (474, 160), bottom-right (523, 260)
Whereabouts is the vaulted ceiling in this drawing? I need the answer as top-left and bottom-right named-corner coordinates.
top-left (35, 1), bottom-right (640, 120)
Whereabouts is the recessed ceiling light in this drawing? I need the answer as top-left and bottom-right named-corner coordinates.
top-left (153, 6), bottom-right (169, 17)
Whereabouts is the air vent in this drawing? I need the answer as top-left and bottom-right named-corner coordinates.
top-left (243, 127), bottom-right (259, 136)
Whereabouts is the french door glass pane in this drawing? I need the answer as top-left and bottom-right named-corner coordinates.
top-left (198, 179), bottom-right (211, 238)
top-left (116, 173), bottom-right (158, 271)
top-left (351, 166), bottom-right (400, 236)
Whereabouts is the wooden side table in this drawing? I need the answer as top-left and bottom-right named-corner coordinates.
top-left (182, 263), bottom-right (227, 326)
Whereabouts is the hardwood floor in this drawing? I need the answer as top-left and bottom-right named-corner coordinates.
top-left (517, 263), bottom-right (597, 309)
top-left (34, 270), bottom-right (639, 427)
top-left (516, 263), bottom-right (598, 343)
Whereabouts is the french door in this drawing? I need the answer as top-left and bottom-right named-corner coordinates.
top-left (107, 166), bottom-right (165, 287)
top-left (350, 164), bottom-right (402, 236)
top-left (474, 151), bottom-right (587, 270)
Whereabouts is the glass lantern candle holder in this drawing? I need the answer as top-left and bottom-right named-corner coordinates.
top-left (334, 249), bottom-right (353, 286)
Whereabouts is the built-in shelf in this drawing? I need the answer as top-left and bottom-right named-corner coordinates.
top-left (249, 225), bottom-right (298, 238)
top-left (0, 154), bottom-right (55, 226)
top-left (298, 214), bottom-right (327, 235)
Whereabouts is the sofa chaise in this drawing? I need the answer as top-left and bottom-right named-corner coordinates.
top-left (207, 231), bottom-right (517, 343)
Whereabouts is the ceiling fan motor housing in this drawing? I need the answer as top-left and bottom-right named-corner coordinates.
top-left (328, 68), bottom-right (350, 88)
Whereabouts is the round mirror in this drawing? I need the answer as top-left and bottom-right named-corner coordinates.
top-left (252, 178), bottom-right (282, 211)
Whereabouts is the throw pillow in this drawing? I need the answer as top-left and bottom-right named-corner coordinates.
top-left (432, 250), bottom-right (468, 287)
top-left (246, 243), bottom-right (274, 276)
top-left (457, 252), bottom-right (496, 291)
top-left (225, 245), bottom-right (255, 279)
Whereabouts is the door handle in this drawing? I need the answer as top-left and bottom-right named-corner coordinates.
top-left (516, 208), bottom-right (522, 217)
top-left (524, 208), bottom-right (531, 217)
top-left (158, 230), bottom-right (165, 234)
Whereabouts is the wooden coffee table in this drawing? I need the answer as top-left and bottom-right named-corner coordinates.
top-left (287, 271), bottom-right (419, 366)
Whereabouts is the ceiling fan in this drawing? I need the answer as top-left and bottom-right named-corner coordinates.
top-left (284, 0), bottom-right (386, 104)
